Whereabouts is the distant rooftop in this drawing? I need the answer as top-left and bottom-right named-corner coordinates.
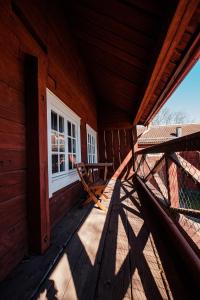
top-left (137, 123), bottom-right (200, 145)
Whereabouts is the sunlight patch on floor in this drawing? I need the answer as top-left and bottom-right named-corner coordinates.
top-left (115, 214), bottom-right (129, 275)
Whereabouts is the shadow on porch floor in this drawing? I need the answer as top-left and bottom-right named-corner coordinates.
top-left (0, 179), bottom-right (189, 299)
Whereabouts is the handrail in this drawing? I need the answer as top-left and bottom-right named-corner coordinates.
top-left (136, 131), bottom-right (200, 154)
top-left (134, 132), bottom-right (200, 251)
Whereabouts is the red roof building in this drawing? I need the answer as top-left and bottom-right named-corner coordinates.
top-left (138, 124), bottom-right (200, 147)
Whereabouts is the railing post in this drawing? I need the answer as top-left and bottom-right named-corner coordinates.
top-left (132, 125), bottom-right (138, 172)
top-left (166, 155), bottom-right (179, 208)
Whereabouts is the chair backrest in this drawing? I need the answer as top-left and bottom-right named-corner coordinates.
top-left (76, 163), bottom-right (90, 191)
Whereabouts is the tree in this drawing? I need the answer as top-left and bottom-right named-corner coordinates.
top-left (152, 107), bottom-right (194, 125)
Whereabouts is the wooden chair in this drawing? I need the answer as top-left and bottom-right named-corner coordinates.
top-left (76, 162), bottom-right (108, 211)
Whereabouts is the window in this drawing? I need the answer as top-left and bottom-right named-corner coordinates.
top-left (51, 111), bottom-right (66, 174)
top-left (47, 89), bottom-right (81, 197)
top-left (86, 124), bottom-right (97, 163)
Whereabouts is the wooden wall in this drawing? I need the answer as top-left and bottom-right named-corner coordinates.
top-left (99, 128), bottom-right (135, 180)
top-left (0, 0), bottom-right (97, 280)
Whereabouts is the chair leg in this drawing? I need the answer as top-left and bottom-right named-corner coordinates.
top-left (96, 200), bottom-right (107, 211)
top-left (89, 192), bottom-right (107, 211)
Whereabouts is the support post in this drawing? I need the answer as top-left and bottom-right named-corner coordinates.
top-left (166, 155), bottom-right (179, 208)
top-left (132, 125), bottom-right (138, 172)
top-left (25, 54), bottom-right (50, 253)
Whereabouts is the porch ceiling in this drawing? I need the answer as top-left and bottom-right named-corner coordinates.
top-left (66, 0), bottom-right (200, 126)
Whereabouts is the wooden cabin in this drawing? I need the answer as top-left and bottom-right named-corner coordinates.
top-left (0, 0), bottom-right (200, 298)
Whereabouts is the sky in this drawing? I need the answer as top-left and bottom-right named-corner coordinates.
top-left (154, 59), bottom-right (200, 123)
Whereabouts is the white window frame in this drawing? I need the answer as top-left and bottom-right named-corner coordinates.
top-left (86, 124), bottom-right (97, 163)
top-left (47, 89), bottom-right (81, 197)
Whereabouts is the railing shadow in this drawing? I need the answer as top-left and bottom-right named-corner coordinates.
top-left (37, 179), bottom-right (172, 300)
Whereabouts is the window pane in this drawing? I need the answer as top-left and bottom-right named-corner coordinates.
top-left (67, 121), bottom-right (71, 136)
top-left (72, 124), bottom-right (75, 137)
top-left (51, 111), bottom-right (57, 131)
top-left (51, 132), bottom-right (58, 152)
top-left (60, 154), bottom-right (65, 172)
top-left (72, 139), bottom-right (76, 153)
top-left (59, 116), bottom-right (64, 133)
top-left (59, 134), bottom-right (65, 152)
top-left (68, 154), bottom-right (73, 170)
top-left (68, 137), bottom-right (72, 152)
top-left (52, 154), bottom-right (58, 173)
top-left (72, 155), bottom-right (76, 168)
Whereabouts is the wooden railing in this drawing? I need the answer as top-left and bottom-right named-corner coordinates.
top-left (135, 132), bottom-right (200, 250)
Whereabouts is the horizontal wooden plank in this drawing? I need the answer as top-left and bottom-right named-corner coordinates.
top-left (0, 149), bottom-right (26, 172)
top-left (0, 50), bottom-right (24, 91)
top-left (0, 18), bottom-right (20, 58)
top-left (68, 2), bottom-right (155, 48)
top-left (73, 0), bottom-right (160, 38)
top-left (0, 132), bottom-right (25, 151)
top-left (48, 60), bottom-right (97, 128)
top-left (74, 31), bottom-right (147, 70)
top-left (0, 194), bottom-right (27, 231)
top-left (50, 181), bottom-right (83, 227)
top-left (70, 17), bottom-right (152, 62)
top-left (0, 182), bottom-right (26, 203)
top-left (0, 81), bottom-right (25, 124)
top-left (11, 0), bottom-right (48, 49)
top-left (0, 118), bottom-right (25, 135)
top-left (0, 218), bottom-right (28, 280)
top-left (0, 170), bottom-right (26, 187)
top-left (121, 0), bottom-right (167, 17)
top-left (78, 41), bottom-right (144, 85)
top-left (89, 65), bottom-right (138, 111)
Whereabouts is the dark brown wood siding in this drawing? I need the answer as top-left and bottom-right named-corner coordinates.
top-left (99, 128), bottom-right (135, 179)
top-left (0, 0), bottom-right (97, 280)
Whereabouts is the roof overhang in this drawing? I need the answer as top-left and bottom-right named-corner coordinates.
top-left (133, 0), bottom-right (200, 125)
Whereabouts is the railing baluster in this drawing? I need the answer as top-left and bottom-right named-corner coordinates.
top-left (166, 155), bottom-right (179, 208)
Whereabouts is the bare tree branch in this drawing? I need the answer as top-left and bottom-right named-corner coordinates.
top-left (152, 107), bottom-right (193, 125)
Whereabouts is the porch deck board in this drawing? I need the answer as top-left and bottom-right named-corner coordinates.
top-left (37, 179), bottom-right (172, 300)
top-left (0, 179), bottom-right (184, 299)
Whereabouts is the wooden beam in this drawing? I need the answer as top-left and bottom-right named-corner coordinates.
top-left (170, 207), bottom-right (200, 218)
top-left (136, 132), bottom-right (200, 154)
top-left (25, 54), bottom-right (50, 253)
top-left (133, 0), bottom-right (199, 125)
top-left (145, 30), bottom-right (200, 125)
top-left (144, 154), bottom-right (165, 181)
top-left (170, 153), bottom-right (200, 187)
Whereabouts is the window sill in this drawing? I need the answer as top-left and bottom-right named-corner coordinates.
top-left (49, 170), bottom-right (79, 198)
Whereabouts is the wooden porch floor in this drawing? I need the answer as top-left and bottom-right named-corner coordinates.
top-left (0, 179), bottom-right (186, 299)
